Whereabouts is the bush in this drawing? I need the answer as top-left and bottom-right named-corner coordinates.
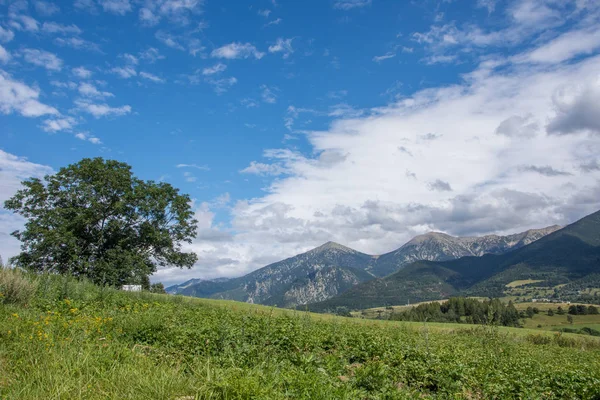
top-left (0, 265), bottom-right (38, 306)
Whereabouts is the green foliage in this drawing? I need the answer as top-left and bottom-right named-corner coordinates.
top-left (4, 158), bottom-right (198, 287)
top-left (2, 274), bottom-right (600, 399)
top-left (150, 282), bottom-right (166, 294)
top-left (389, 297), bottom-right (522, 327)
top-left (569, 305), bottom-right (597, 315)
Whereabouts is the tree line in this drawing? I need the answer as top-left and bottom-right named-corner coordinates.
top-left (389, 297), bottom-right (522, 327)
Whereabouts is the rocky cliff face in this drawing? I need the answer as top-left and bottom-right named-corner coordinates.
top-left (208, 242), bottom-right (376, 307)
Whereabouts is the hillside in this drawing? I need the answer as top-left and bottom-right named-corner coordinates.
top-left (169, 242), bottom-right (377, 308)
top-left (2, 270), bottom-right (600, 399)
top-left (308, 210), bottom-right (600, 312)
top-left (171, 227), bottom-right (559, 307)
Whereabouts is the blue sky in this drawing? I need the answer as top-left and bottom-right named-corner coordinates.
top-left (2, 0), bottom-right (600, 285)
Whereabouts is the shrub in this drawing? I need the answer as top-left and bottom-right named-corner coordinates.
top-left (525, 334), bottom-right (551, 345)
top-left (0, 264), bottom-right (38, 306)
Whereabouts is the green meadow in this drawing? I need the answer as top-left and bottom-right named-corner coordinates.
top-left (2, 269), bottom-right (600, 399)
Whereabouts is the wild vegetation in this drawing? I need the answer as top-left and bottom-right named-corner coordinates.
top-left (2, 270), bottom-right (600, 399)
top-left (388, 298), bottom-right (522, 327)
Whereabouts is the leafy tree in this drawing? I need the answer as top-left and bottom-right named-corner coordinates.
top-left (567, 315), bottom-right (573, 325)
top-left (526, 307), bottom-right (535, 318)
top-left (5, 158), bottom-right (198, 287)
top-left (588, 306), bottom-right (599, 315)
top-left (150, 283), bottom-right (166, 294)
top-left (547, 309), bottom-right (554, 316)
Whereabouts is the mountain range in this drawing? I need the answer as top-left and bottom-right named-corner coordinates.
top-left (308, 210), bottom-right (600, 312)
top-left (167, 224), bottom-right (561, 308)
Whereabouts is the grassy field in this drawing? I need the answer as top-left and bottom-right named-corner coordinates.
top-left (505, 279), bottom-right (545, 288)
top-left (3, 271), bottom-right (600, 399)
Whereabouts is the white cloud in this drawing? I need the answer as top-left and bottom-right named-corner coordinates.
top-left (202, 63), bottom-right (227, 75)
top-left (328, 103), bottom-right (363, 118)
top-left (183, 171), bottom-right (197, 182)
top-left (412, 0), bottom-right (600, 65)
top-left (424, 54), bottom-right (457, 64)
top-left (258, 9), bottom-right (271, 17)
top-left (121, 53), bottom-right (138, 65)
top-left (139, 71), bottom-right (165, 83)
top-left (78, 82), bottom-right (114, 98)
top-left (138, 0), bottom-right (204, 25)
top-left (547, 80), bottom-right (600, 135)
top-left (50, 80), bottom-right (77, 90)
top-left (74, 99), bottom-right (132, 118)
top-left (53, 37), bottom-right (101, 52)
top-left (176, 163), bottom-right (210, 170)
top-left (206, 76), bottom-right (237, 94)
top-left (373, 52), bottom-right (395, 63)
top-left (35, 1), bottom-right (60, 16)
top-left (41, 22), bottom-right (81, 34)
top-left (99, 0), bottom-right (132, 15)
top-left (0, 150), bottom-right (54, 261)
top-left (264, 18), bottom-right (282, 27)
top-left (0, 45), bottom-right (10, 63)
top-left (72, 66), bottom-right (93, 79)
top-left (517, 28), bottom-right (600, 64)
top-left (0, 71), bottom-right (58, 117)
top-left (41, 116), bottom-right (77, 132)
top-left (240, 161), bottom-right (286, 176)
top-left (110, 66), bottom-right (137, 78)
top-left (155, 30), bottom-right (185, 51)
top-left (74, 0), bottom-right (99, 13)
top-left (75, 131), bottom-right (102, 144)
top-left (139, 47), bottom-right (165, 63)
top-left (0, 27), bottom-right (15, 43)
top-left (268, 38), bottom-right (294, 59)
top-left (476, 0), bottom-right (497, 14)
top-left (211, 43), bottom-right (265, 60)
top-left (20, 48), bottom-right (62, 71)
top-left (0, 150), bottom-right (53, 204)
top-left (139, 8), bottom-right (160, 25)
top-left (12, 15), bottom-right (40, 32)
top-left (333, 0), bottom-right (372, 10)
top-left (261, 84), bottom-right (277, 103)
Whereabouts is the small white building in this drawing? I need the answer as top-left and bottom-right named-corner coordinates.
top-left (122, 285), bottom-right (142, 292)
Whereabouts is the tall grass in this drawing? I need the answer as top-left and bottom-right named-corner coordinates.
top-left (0, 259), bottom-right (37, 306)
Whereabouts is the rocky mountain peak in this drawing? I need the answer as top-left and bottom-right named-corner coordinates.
top-left (310, 241), bottom-right (356, 254)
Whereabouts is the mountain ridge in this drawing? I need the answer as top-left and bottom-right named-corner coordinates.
top-left (168, 224), bottom-right (561, 307)
top-left (306, 211), bottom-right (600, 312)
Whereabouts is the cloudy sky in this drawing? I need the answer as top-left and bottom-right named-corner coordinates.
top-left (1, 0), bottom-right (600, 286)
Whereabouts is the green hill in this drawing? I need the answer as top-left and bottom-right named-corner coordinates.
top-left (308, 210), bottom-right (600, 312)
top-left (3, 269), bottom-right (600, 399)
